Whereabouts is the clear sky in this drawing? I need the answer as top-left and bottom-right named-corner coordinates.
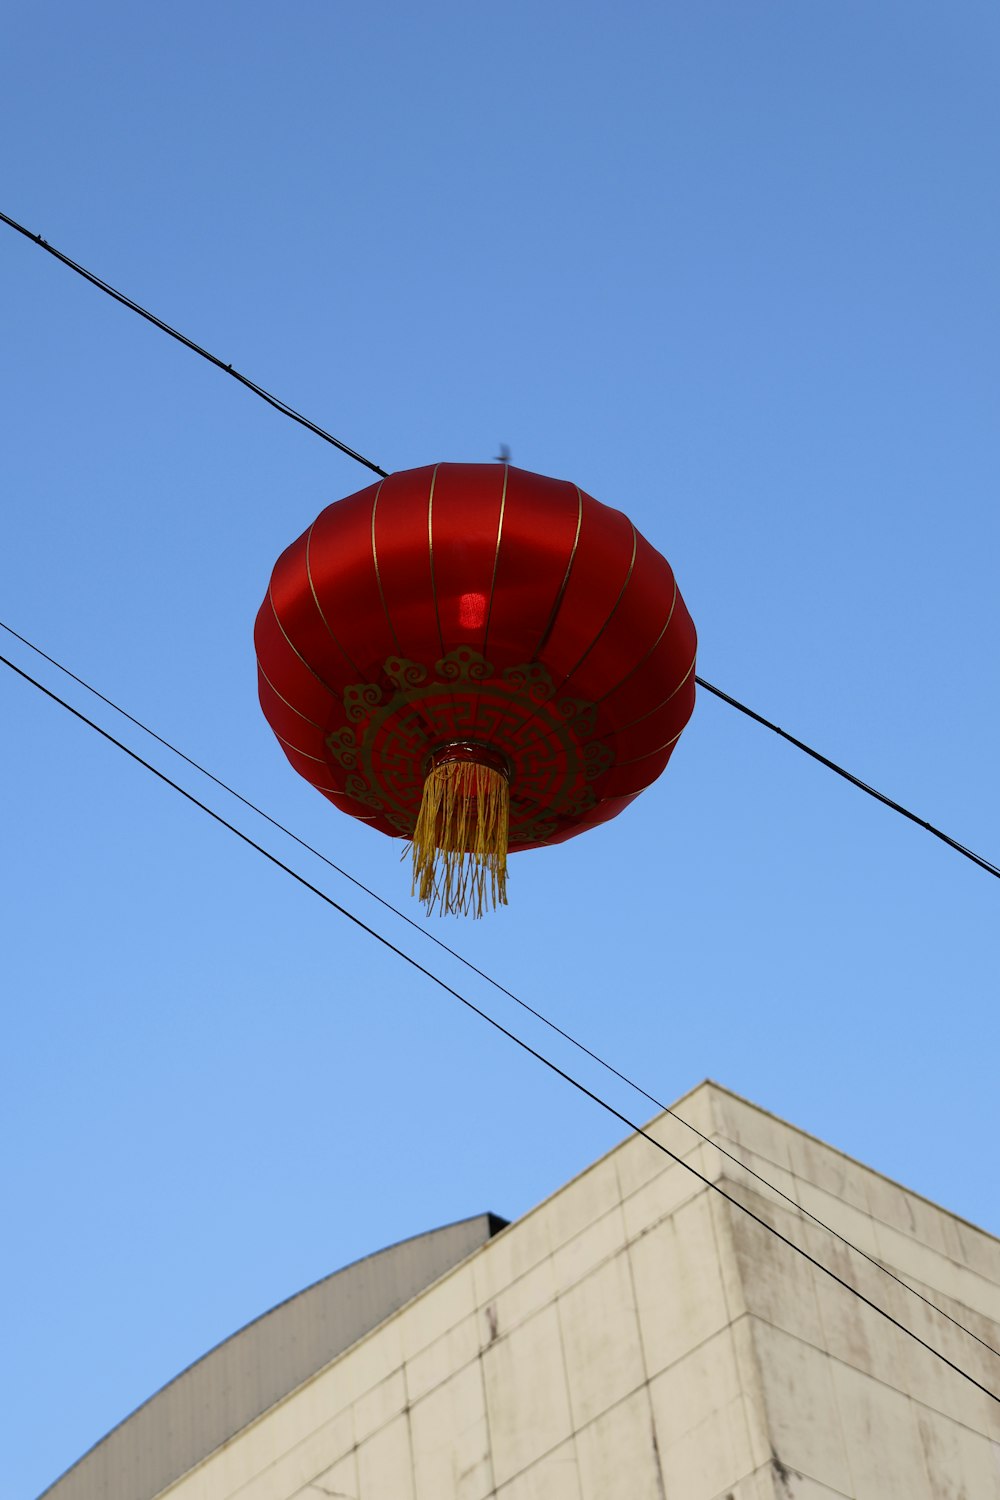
top-left (2, 3), bottom-right (998, 1494)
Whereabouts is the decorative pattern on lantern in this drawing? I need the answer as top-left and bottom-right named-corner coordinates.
top-left (254, 463), bottom-right (697, 915)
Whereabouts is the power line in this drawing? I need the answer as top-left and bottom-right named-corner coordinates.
top-left (696, 676), bottom-right (1000, 881)
top-left (3, 207), bottom-right (996, 885)
top-left (5, 199), bottom-right (998, 1402)
top-left (7, 196), bottom-right (1000, 1338)
top-left (5, 200), bottom-right (999, 1355)
top-left (3, 615), bottom-right (998, 1365)
top-left (0, 209), bottom-right (388, 479)
top-left (1, 644), bottom-right (997, 1409)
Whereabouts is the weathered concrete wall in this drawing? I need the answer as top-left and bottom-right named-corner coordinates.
top-left (50, 1082), bottom-right (1000, 1500)
top-left (709, 1088), bottom-right (1000, 1496)
top-left (155, 1083), bottom-right (750, 1500)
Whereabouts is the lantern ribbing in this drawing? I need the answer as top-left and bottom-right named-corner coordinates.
top-left (255, 462), bottom-right (697, 913)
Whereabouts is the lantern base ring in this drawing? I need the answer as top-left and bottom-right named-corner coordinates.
top-left (420, 739), bottom-right (513, 783)
top-left (410, 741), bottom-right (511, 918)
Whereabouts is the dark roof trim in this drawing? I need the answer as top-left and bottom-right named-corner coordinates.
top-left (41, 1212), bottom-right (507, 1500)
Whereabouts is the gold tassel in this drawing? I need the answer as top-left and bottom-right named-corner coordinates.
top-left (411, 753), bottom-right (510, 917)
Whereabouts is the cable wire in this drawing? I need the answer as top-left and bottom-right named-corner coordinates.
top-left (0, 209), bottom-right (388, 479)
top-left (3, 208), bottom-right (995, 883)
top-left (3, 615), bottom-right (998, 1366)
top-left (4, 206), bottom-right (998, 1357)
top-left (2, 644), bottom-right (997, 1408)
top-left (696, 676), bottom-right (1000, 881)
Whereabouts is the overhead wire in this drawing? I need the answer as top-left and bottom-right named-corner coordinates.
top-left (1, 642), bottom-right (998, 1408)
top-left (4, 207), bottom-right (999, 1384)
top-left (696, 676), bottom-right (1000, 881)
top-left (0, 209), bottom-right (387, 479)
top-left (2, 613), bottom-right (998, 1365)
top-left (3, 206), bottom-right (996, 884)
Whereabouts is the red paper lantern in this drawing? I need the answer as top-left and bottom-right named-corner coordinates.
top-left (254, 463), bottom-right (696, 914)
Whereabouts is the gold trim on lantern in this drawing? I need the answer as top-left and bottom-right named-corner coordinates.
top-left (306, 515), bottom-right (364, 677)
top-left (427, 463), bottom-right (445, 661)
top-left (481, 464), bottom-right (508, 659)
top-left (613, 728), bottom-right (684, 770)
top-left (596, 576), bottom-right (679, 706)
top-left (267, 586), bottom-right (341, 697)
top-left (371, 482), bottom-right (403, 655)
top-left (272, 729), bottom-right (329, 763)
top-left (611, 652), bottom-right (697, 735)
top-left (533, 486), bottom-right (583, 657)
top-left (257, 662), bottom-right (326, 730)
top-left (557, 522), bottom-right (638, 690)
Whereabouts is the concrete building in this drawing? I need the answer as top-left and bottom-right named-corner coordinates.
top-left (44, 1082), bottom-right (1000, 1500)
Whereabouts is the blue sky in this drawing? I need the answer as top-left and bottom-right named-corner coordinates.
top-left (2, 3), bottom-right (998, 1494)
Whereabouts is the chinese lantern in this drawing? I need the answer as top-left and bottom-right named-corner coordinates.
top-left (254, 463), bottom-right (696, 916)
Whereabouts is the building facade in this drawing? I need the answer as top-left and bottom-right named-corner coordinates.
top-left (44, 1082), bottom-right (1000, 1499)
